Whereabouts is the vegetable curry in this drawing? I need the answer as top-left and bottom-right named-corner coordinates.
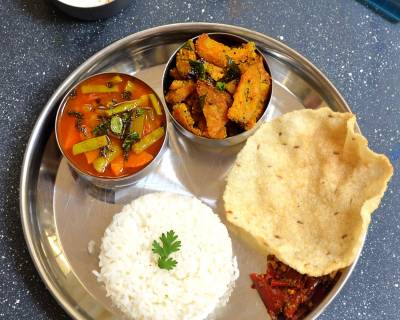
top-left (57, 73), bottom-right (165, 178)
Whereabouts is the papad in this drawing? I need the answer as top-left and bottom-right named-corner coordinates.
top-left (224, 107), bottom-right (393, 276)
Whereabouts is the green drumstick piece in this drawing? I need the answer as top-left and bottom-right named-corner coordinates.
top-left (72, 135), bottom-right (108, 155)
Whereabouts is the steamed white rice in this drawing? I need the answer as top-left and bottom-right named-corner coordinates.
top-left (96, 192), bottom-right (239, 320)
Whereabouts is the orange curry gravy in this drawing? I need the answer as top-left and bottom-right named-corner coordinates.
top-left (57, 73), bottom-right (165, 178)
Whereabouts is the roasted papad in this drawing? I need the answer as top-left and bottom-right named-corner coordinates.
top-left (224, 107), bottom-right (393, 276)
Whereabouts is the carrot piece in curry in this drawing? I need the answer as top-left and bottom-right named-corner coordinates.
top-left (84, 150), bottom-right (99, 164)
top-left (110, 155), bottom-right (124, 176)
top-left (125, 152), bottom-right (154, 168)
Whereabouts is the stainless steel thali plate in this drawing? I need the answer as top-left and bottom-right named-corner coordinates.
top-left (20, 23), bottom-right (362, 320)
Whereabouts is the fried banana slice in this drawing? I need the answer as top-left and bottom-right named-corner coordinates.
top-left (204, 62), bottom-right (224, 81)
top-left (197, 80), bottom-right (231, 139)
top-left (195, 34), bottom-right (231, 68)
top-left (247, 57), bottom-right (271, 129)
top-left (230, 42), bottom-right (258, 71)
top-left (176, 40), bottom-right (197, 78)
top-left (195, 34), bottom-right (258, 71)
top-left (165, 80), bottom-right (195, 104)
top-left (172, 103), bottom-right (202, 136)
top-left (228, 64), bottom-right (261, 129)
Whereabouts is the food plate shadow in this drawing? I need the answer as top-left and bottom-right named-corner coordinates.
top-left (69, 175), bottom-right (117, 204)
top-left (168, 128), bottom-right (244, 205)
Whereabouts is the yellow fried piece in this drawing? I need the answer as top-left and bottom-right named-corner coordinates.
top-left (195, 34), bottom-right (231, 68)
top-left (228, 64), bottom-right (261, 128)
top-left (225, 79), bottom-right (239, 95)
top-left (230, 42), bottom-right (258, 70)
top-left (204, 62), bottom-right (224, 81)
top-left (246, 56), bottom-right (271, 129)
top-left (176, 40), bottom-right (197, 78)
top-left (196, 34), bottom-right (259, 73)
top-left (197, 81), bottom-right (231, 139)
top-left (165, 80), bottom-right (195, 105)
top-left (172, 103), bottom-right (201, 135)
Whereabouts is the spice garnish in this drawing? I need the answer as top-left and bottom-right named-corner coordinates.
top-left (122, 132), bottom-right (139, 154)
top-left (152, 230), bottom-right (181, 270)
top-left (68, 111), bottom-right (85, 134)
top-left (92, 121), bottom-right (108, 136)
top-left (122, 90), bottom-right (132, 100)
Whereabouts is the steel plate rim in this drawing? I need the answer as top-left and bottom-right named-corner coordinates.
top-left (20, 22), bottom-right (361, 320)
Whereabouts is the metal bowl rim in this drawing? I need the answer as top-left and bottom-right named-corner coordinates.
top-left (54, 71), bottom-right (169, 184)
top-left (19, 22), bottom-right (359, 320)
top-left (161, 32), bottom-right (273, 145)
top-left (53, 0), bottom-right (119, 9)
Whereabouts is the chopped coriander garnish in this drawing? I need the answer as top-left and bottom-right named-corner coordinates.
top-left (216, 81), bottom-right (226, 91)
top-left (152, 230), bottom-right (181, 271)
top-left (122, 131), bottom-right (139, 153)
top-left (135, 108), bottom-right (146, 117)
top-left (92, 122), bottom-right (108, 136)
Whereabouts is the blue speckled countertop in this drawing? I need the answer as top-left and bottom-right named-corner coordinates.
top-left (0, 0), bottom-right (399, 319)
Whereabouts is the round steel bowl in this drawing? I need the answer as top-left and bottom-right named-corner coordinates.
top-left (162, 32), bottom-right (273, 147)
top-left (50, 0), bottom-right (130, 21)
top-left (55, 72), bottom-right (169, 189)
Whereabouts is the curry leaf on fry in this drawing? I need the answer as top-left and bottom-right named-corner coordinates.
top-left (189, 60), bottom-right (206, 80)
top-left (220, 57), bottom-right (240, 83)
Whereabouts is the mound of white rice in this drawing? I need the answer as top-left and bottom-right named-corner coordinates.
top-left (96, 192), bottom-right (239, 320)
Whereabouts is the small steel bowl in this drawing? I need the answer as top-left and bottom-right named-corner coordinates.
top-left (49, 0), bottom-right (130, 21)
top-left (162, 32), bottom-right (273, 147)
top-left (55, 72), bottom-right (169, 189)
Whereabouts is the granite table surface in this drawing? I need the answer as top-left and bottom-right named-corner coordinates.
top-left (0, 0), bottom-right (399, 319)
